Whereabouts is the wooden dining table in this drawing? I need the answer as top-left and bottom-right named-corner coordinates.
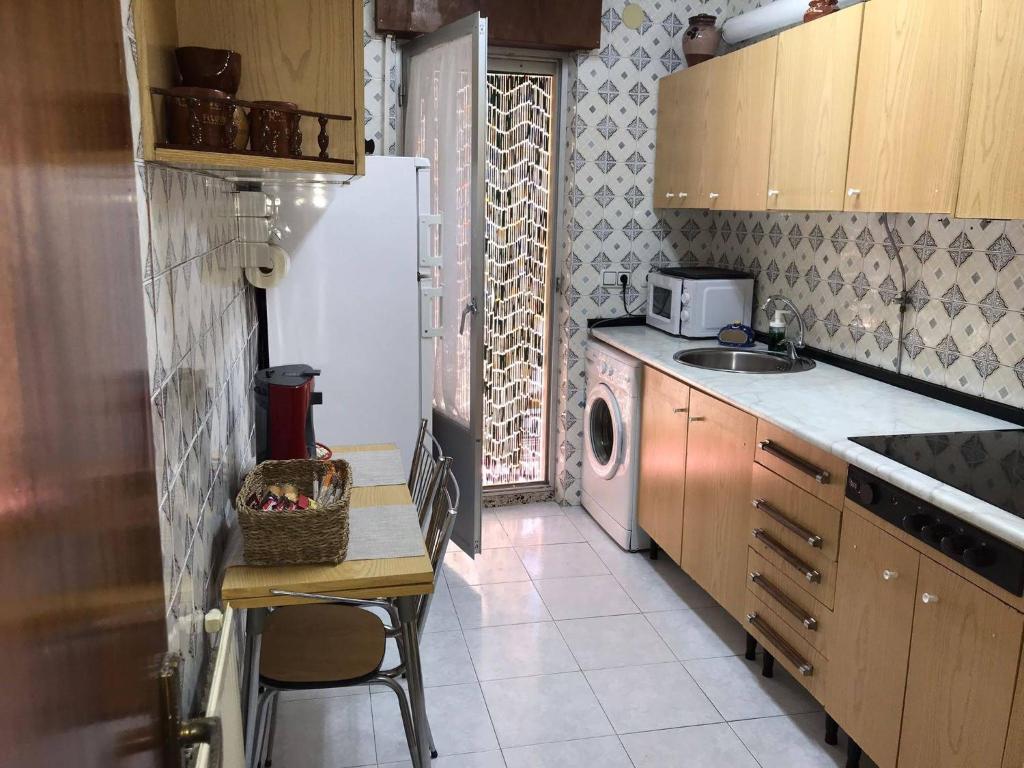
top-left (221, 443), bottom-right (435, 768)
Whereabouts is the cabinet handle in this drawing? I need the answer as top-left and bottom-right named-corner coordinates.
top-left (753, 528), bottom-right (822, 584)
top-left (921, 592), bottom-right (939, 604)
top-left (750, 572), bottom-right (817, 630)
top-left (673, 408), bottom-right (688, 413)
top-left (678, 192), bottom-right (688, 199)
top-left (747, 612), bottom-right (814, 676)
top-left (768, 189), bottom-right (780, 197)
top-left (689, 416), bottom-right (706, 422)
top-left (665, 192), bottom-right (675, 198)
top-left (752, 498), bottom-right (823, 548)
top-left (709, 192), bottom-right (720, 200)
top-left (847, 188), bottom-right (861, 198)
top-left (759, 440), bottom-right (830, 484)
top-left (882, 569), bottom-right (899, 581)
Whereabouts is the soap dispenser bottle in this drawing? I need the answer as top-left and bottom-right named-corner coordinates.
top-left (768, 309), bottom-right (789, 352)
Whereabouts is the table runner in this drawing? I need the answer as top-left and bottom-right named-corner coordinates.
top-left (336, 448), bottom-right (407, 488)
top-left (345, 504), bottom-right (426, 561)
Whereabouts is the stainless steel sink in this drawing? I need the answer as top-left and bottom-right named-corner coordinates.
top-left (673, 348), bottom-right (816, 374)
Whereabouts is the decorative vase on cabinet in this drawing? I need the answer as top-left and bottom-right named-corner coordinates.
top-left (683, 15), bottom-right (721, 66)
top-left (804, 0), bottom-right (839, 22)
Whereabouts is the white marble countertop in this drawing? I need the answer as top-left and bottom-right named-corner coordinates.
top-left (591, 325), bottom-right (1024, 549)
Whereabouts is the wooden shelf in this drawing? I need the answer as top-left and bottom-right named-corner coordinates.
top-left (134, 0), bottom-right (365, 179)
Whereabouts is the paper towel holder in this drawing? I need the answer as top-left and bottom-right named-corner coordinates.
top-left (216, 242), bottom-right (280, 271)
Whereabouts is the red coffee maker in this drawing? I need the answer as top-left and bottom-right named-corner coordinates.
top-left (254, 365), bottom-right (322, 461)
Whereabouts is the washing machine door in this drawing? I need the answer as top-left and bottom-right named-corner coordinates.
top-left (584, 383), bottom-right (623, 480)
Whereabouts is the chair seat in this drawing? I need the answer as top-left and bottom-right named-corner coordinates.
top-left (259, 604), bottom-right (387, 689)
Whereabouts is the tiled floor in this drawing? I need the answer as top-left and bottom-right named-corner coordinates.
top-left (268, 502), bottom-right (875, 767)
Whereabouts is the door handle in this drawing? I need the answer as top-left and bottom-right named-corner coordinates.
top-left (159, 654), bottom-right (222, 768)
top-left (459, 298), bottom-right (478, 335)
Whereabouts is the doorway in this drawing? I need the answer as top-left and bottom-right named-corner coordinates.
top-left (482, 55), bottom-right (562, 493)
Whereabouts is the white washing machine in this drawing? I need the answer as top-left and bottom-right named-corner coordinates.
top-left (581, 339), bottom-right (649, 551)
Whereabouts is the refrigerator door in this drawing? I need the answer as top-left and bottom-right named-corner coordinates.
top-left (404, 13), bottom-right (487, 556)
top-left (264, 156), bottom-right (425, 470)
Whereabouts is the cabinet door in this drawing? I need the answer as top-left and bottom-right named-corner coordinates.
top-left (768, 5), bottom-right (863, 212)
top-left (700, 38), bottom-right (778, 212)
top-left (845, 0), bottom-right (982, 213)
top-left (680, 390), bottom-right (757, 620)
top-left (899, 557), bottom-right (1024, 768)
top-left (653, 69), bottom-right (708, 210)
top-left (636, 368), bottom-right (689, 563)
top-left (957, 0), bottom-right (1024, 219)
top-left (830, 511), bottom-right (920, 768)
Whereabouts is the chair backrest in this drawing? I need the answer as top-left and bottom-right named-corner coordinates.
top-left (416, 457), bottom-right (459, 632)
top-left (408, 419), bottom-right (445, 525)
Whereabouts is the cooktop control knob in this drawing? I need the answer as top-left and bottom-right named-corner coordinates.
top-left (901, 513), bottom-right (931, 535)
top-left (963, 545), bottom-right (997, 568)
top-left (921, 523), bottom-right (954, 545)
top-left (940, 534), bottom-right (972, 558)
top-left (850, 477), bottom-right (878, 506)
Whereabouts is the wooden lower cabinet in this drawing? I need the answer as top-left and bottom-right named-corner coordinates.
top-left (636, 367), bottom-right (690, 563)
top-left (830, 510), bottom-right (921, 768)
top-left (680, 390), bottom-right (756, 620)
top-left (899, 557), bottom-right (1024, 768)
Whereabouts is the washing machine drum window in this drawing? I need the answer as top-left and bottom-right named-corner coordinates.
top-left (585, 384), bottom-right (623, 479)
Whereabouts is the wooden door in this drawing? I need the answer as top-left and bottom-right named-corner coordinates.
top-left (636, 368), bottom-right (689, 564)
top-left (698, 54), bottom-right (738, 212)
top-left (899, 557), bottom-right (1024, 768)
top-left (845, 0), bottom-right (982, 213)
top-left (0, 1), bottom-right (168, 766)
top-left (829, 511), bottom-right (920, 768)
top-left (768, 4), bottom-right (863, 211)
top-left (680, 390), bottom-right (757, 620)
top-left (724, 37), bottom-right (778, 211)
top-left (654, 68), bottom-right (708, 210)
top-left (957, 0), bottom-right (1024, 219)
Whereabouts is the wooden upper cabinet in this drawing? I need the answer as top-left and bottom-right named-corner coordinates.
top-left (845, 0), bottom-right (982, 213)
top-left (957, 0), bottom-right (1024, 219)
top-left (636, 368), bottom-right (690, 564)
top-left (830, 509), bottom-right (920, 768)
top-left (680, 390), bottom-right (757, 620)
top-left (702, 38), bottom-right (778, 211)
top-left (899, 557), bottom-right (1024, 768)
top-left (654, 66), bottom-right (710, 209)
top-left (767, 5), bottom-right (863, 212)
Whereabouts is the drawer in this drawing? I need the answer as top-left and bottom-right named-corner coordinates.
top-left (744, 589), bottom-right (827, 700)
top-left (747, 547), bottom-right (833, 659)
top-left (752, 463), bottom-right (841, 563)
top-left (755, 421), bottom-right (848, 508)
top-left (750, 522), bottom-right (837, 609)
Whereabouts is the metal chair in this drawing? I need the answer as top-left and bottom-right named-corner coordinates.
top-left (251, 456), bottom-right (459, 768)
top-left (408, 418), bottom-right (445, 526)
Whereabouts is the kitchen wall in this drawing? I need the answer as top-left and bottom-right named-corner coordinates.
top-left (121, 3), bottom-right (258, 712)
top-left (363, 0), bottom-right (401, 155)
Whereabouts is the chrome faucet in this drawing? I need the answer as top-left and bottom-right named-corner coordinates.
top-left (760, 295), bottom-right (805, 362)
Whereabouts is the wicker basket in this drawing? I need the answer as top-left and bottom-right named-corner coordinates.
top-left (235, 459), bottom-right (353, 566)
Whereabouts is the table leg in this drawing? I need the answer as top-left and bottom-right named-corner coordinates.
top-left (243, 607), bottom-right (268, 768)
top-left (397, 595), bottom-right (431, 768)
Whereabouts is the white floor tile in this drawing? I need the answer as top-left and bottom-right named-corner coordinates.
top-left (502, 735), bottom-right (632, 768)
top-left (450, 580), bottom-right (552, 629)
top-left (533, 574), bottom-right (638, 620)
top-left (516, 542), bottom-right (609, 580)
top-left (380, 752), bottom-right (507, 768)
top-left (683, 656), bottom-right (821, 721)
top-left (585, 662), bottom-right (722, 733)
top-left (493, 502), bottom-right (565, 521)
top-left (556, 614), bottom-right (674, 671)
top-left (464, 621), bottom-right (579, 681)
top-left (620, 723), bottom-right (761, 768)
top-left (500, 515), bottom-right (585, 546)
top-left (371, 682), bottom-right (498, 764)
top-left (482, 513), bottom-right (514, 549)
top-left (562, 506), bottom-right (614, 544)
top-left (270, 693), bottom-right (377, 768)
top-left (444, 547), bottom-right (530, 588)
top-left (380, 630), bottom-right (476, 688)
top-left (480, 671), bottom-right (613, 748)
top-left (424, 582), bottom-right (463, 634)
top-left (646, 606), bottom-right (748, 660)
top-left (730, 713), bottom-right (850, 768)
top-left (599, 548), bottom-right (719, 612)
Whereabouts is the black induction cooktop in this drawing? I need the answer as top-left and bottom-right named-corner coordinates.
top-left (849, 429), bottom-right (1024, 518)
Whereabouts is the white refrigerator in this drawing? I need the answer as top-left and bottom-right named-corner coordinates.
top-left (264, 156), bottom-right (439, 469)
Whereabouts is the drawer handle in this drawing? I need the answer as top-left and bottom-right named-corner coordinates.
top-left (759, 440), bottom-right (831, 485)
top-left (673, 408), bottom-right (689, 413)
top-left (750, 572), bottom-right (817, 630)
top-left (753, 528), bottom-right (822, 584)
top-left (747, 612), bottom-right (814, 676)
top-left (752, 498), bottom-right (823, 549)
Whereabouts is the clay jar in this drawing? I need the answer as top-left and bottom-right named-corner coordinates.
top-left (250, 101), bottom-right (301, 157)
top-left (804, 0), bottom-right (839, 23)
top-left (175, 47), bottom-right (241, 95)
top-left (165, 86), bottom-right (233, 149)
top-left (683, 14), bottom-right (721, 67)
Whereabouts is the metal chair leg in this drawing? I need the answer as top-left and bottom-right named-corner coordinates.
top-left (846, 738), bottom-right (863, 768)
top-left (263, 691), bottom-right (281, 767)
top-left (745, 632), bottom-right (757, 661)
top-left (250, 688), bottom-right (274, 768)
top-left (825, 713), bottom-right (839, 746)
top-left (762, 651), bottom-right (775, 678)
top-left (372, 676), bottom-right (422, 768)
top-left (392, 633), bottom-right (437, 759)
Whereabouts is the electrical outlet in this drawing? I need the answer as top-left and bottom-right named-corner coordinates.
top-left (602, 271), bottom-right (630, 287)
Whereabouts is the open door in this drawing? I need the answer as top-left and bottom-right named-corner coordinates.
top-left (403, 14), bottom-right (487, 556)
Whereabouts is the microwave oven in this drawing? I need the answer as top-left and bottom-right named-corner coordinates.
top-left (646, 267), bottom-right (755, 338)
